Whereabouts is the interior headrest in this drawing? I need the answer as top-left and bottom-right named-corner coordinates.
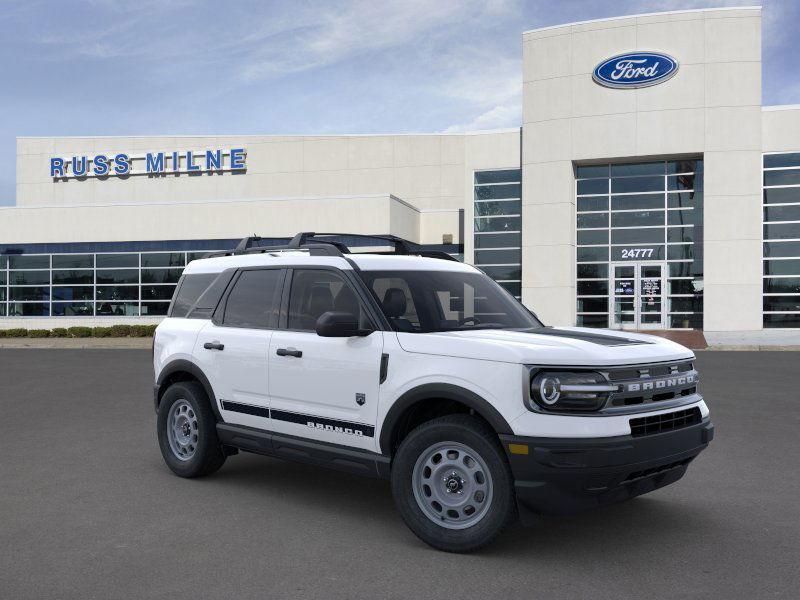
top-left (382, 288), bottom-right (407, 318)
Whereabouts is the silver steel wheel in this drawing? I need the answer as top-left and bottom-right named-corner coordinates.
top-left (166, 399), bottom-right (199, 461)
top-left (412, 441), bottom-right (494, 530)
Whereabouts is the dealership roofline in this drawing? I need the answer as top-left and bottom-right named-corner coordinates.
top-left (522, 5), bottom-right (762, 36)
top-left (0, 192), bottom-right (463, 214)
top-left (763, 104), bottom-right (800, 111)
top-left (16, 128), bottom-right (521, 141)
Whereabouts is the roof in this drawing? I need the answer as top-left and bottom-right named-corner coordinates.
top-left (183, 250), bottom-right (476, 275)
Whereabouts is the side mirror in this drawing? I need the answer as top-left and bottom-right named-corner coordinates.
top-left (315, 311), bottom-right (373, 337)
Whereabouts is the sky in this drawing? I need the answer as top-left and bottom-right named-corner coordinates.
top-left (1, 0), bottom-right (798, 206)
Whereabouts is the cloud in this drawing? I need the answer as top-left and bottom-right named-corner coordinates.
top-left (442, 103), bottom-right (521, 133)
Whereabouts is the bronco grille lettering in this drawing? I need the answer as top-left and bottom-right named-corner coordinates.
top-left (627, 373), bottom-right (696, 392)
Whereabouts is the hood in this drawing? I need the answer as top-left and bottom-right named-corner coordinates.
top-left (395, 327), bottom-right (694, 366)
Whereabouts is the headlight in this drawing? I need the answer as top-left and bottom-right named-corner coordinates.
top-left (529, 371), bottom-right (616, 412)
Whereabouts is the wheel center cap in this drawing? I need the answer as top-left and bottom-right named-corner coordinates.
top-left (181, 422), bottom-right (190, 436)
top-left (445, 475), bottom-right (463, 493)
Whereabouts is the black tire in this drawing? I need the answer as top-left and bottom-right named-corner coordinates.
top-left (157, 381), bottom-right (226, 478)
top-left (391, 414), bottom-right (517, 552)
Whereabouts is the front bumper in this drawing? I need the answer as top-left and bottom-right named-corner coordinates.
top-left (500, 417), bottom-right (713, 520)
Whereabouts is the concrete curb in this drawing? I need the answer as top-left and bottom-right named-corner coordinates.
top-left (0, 338), bottom-right (153, 349)
top-left (702, 345), bottom-right (800, 351)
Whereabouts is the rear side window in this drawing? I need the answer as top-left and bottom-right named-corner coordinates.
top-left (223, 269), bottom-right (283, 329)
top-left (171, 274), bottom-right (217, 318)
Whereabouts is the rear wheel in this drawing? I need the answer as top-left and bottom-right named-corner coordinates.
top-left (391, 414), bottom-right (516, 552)
top-left (157, 381), bottom-right (225, 478)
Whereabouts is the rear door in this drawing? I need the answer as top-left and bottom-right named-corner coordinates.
top-left (268, 268), bottom-right (384, 451)
top-left (196, 267), bottom-right (285, 429)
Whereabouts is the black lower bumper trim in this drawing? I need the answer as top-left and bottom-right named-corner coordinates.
top-left (500, 417), bottom-right (713, 519)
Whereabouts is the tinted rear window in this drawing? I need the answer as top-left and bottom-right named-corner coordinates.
top-left (223, 269), bottom-right (283, 329)
top-left (171, 274), bottom-right (217, 317)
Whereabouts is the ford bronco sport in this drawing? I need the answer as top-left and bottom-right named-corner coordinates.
top-left (153, 232), bottom-right (713, 552)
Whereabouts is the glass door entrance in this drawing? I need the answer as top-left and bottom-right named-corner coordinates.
top-left (610, 262), bottom-right (666, 330)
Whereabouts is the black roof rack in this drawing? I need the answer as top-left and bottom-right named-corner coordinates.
top-left (204, 232), bottom-right (459, 262)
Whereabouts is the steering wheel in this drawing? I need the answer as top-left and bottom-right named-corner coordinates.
top-left (458, 316), bottom-right (480, 326)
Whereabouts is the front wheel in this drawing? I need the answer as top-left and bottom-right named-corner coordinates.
top-left (157, 381), bottom-right (226, 478)
top-left (391, 414), bottom-right (517, 552)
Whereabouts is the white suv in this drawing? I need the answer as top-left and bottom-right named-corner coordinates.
top-left (153, 233), bottom-right (713, 552)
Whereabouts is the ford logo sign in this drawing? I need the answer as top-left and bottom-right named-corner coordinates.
top-left (593, 52), bottom-right (678, 89)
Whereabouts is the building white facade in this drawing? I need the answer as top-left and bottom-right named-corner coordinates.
top-left (3, 6), bottom-right (800, 334)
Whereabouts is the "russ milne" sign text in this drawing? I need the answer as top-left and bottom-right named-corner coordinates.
top-left (50, 148), bottom-right (247, 179)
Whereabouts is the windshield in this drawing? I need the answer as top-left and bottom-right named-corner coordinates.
top-left (359, 270), bottom-right (543, 333)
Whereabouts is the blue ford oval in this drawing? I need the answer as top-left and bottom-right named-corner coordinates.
top-left (593, 52), bottom-right (678, 89)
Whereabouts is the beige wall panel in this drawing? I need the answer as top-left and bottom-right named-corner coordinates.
top-left (705, 106), bottom-right (762, 152)
top-left (525, 78), bottom-right (573, 122)
top-left (420, 211), bottom-right (460, 245)
top-left (302, 138), bottom-right (349, 172)
top-left (635, 64), bottom-right (705, 112)
top-left (522, 286), bottom-right (575, 326)
top-left (570, 25), bottom-right (637, 75)
top-left (634, 108), bottom-right (705, 156)
top-left (702, 283), bottom-right (762, 331)
top-left (347, 136), bottom-right (395, 169)
top-left (393, 136), bottom-right (441, 167)
top-left (635, 17), bottom-right (706, 64)
top-left (570, 113), bottom-right (637, 160)
top-left (522, 245), bottom-right (575, 288)
top-left (704, 151), bottom-right (762, 197)
top-left (570, 76), bottom-right (636, 118)
top-left (762, 109), bottom-right (800, 152)
top-left (704, 16), bottom-right (760, 63)
top-left (246, 141), bottom-right (304, 174)
top-left (522, 33), bottom-right (572, 82)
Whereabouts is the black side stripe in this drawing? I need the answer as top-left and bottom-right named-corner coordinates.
top-left (220, 402), bottom-right (374, 437)
top-left (221, 401), bottom-right (270, 418)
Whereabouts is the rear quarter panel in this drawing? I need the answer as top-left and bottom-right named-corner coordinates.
top-left (153, 318), bottom-right (208, 381)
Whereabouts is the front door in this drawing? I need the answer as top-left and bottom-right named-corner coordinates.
top-left (268, 268), bottom-right (384, 451)
top-left (610, 262), bottom-right (666, 330)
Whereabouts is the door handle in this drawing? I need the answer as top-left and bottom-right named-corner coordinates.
top-left (203, 341), bottom-right (225, 351)
top-left (276, 347), bottom-right (302, 358)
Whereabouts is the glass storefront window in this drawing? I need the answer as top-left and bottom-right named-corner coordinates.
top-left (575, 159), bottom-right (704, 329)
top-left (96, 254), bottom-right (138, 268)
top-left (96, 269), bottom-right (138, 284)
top-left (9, 255), bottom-right (49, 269)
top-left (52, 254), bottom-right (94, 269)
top-left (9, 271), bottom-right (50, 285)
top-left (52, 270), bottom-right (93, 284)
top-left (763, 152), bottom-right (800, 328)
top-left (474, 170), bottom-right (522, 298)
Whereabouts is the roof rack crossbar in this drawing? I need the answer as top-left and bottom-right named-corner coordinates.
top-left (202, 232), bottom-right (459, 262)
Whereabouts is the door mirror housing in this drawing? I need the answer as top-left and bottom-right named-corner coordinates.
top-left (315, 311), bottom-right (373, 337)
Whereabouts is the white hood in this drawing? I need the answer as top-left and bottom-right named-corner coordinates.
top-left (395, 327), bottom-right (694, 366)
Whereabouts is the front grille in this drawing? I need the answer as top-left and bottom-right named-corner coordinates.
top-left (629, 407), bottom-right (702, 437)
top-left (606, 361), bottom-right (699, 409)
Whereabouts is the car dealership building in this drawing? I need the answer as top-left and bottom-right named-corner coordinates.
top-left (3, 6), bottom-right (800, 337)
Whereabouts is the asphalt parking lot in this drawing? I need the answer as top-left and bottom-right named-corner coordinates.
top-left (1, 350), bottom-right (798, 599)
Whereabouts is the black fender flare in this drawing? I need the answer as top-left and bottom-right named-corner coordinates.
top-left (155, 359), bottom-right (222, 421)
top-left (379, 383), bottom-right (513, 454)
